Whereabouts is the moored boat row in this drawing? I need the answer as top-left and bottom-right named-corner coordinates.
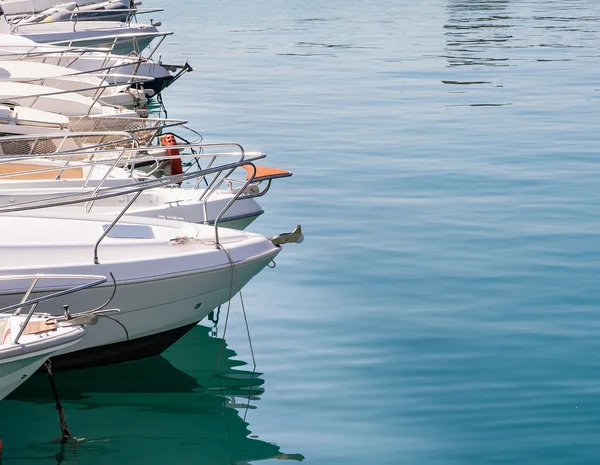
top-left (0, 0), bottom-right (301, 403)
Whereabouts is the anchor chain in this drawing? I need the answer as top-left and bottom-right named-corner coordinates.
top-left (44, 359), bottom-right (72, 443)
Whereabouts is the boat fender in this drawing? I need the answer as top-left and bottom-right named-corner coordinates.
top-left (160, 133), bottom-right (184, 179)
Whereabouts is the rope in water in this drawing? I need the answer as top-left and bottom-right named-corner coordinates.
top-left (44, 359), bottom-right (72, 443)
top-left (215, 243), bottom-right (256, 370)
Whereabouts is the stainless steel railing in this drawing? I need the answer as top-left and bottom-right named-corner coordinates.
top-left (0, 273), bottom-right (108, 344)
top-left (0, 145), bottom-right (267, 259)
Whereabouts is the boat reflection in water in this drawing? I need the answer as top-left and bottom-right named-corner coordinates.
top-left (0, 324), bottom-right (304, 464)
top-left (443, 0), bottom-right (513, 68)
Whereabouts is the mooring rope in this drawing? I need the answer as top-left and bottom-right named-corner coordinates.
top-left (218, 243), bottom-right (256, 369)
top-left (44, 359), bottom-right (72, 443)
top-left (97, 314), bottom-right (130, 340)
top-left (213, 242), bottom-right (262, 453)
top-left (215, 244), bottom-right (235, 372)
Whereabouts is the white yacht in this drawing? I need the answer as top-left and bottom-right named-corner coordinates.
top-left (0, 273), bottom-right (103, 398)
top-left (0, 104), bottom-right (70, 136)
top-left (0, 104), bottom-right (186, 143)
top-left (6, 0), bottom-right (138, 22)
top-left (0, 33), bottom-right (190, 96)
top-left (0, 213), bottom-right (282, 370)
top-left (0, 0), bottom-right (126, 17)
top-left (0, 60), bottom-right (149, 108)
top-left (1, 4), bottom-right (168, 55)
top-left (0, 312), bottom-right (86, 399)
top-left (0, 132), bottom-right (292, 228)
top-left (0, 81), bottom-right (140, 117)
top-left (0, 159), bottom-right (302, 370)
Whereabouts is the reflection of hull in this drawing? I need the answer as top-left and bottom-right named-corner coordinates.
top-left (2, 326), bottom-right (303, 464)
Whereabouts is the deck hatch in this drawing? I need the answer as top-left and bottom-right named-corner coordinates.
top-left (102, 224), bottom-right (155, 239)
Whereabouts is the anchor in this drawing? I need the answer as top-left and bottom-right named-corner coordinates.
top-left (270, 225), bottom-right (304, 246)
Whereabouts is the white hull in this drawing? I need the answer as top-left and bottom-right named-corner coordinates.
top-left (0, 0), bottom-right (101, 16)
top-left (0, 351), bottom-right (49, 399)
top-left (7, 20), bottom-right (162, 55)
top-left (0, 214), bottom-right (281, 365)
top-left (0, 104), bottom-right (70, 137)
top-left (0, 60), bottom-right (147, 108)
top-left (0, 164), bottom-right (265, 228)
top-left (51, 252), bottom-right (275, 356)
top-left (0, 81), bottom-right (139, 117)
top-left (87, 190), bottom-right (264, 227)
top-left (0, 34), bottom-right (175, 90)
top-left (0, 188), bottom-right (263, 229)
top-left (0, 322), bottom-right (86, 399)
top-left (21, 33), bottom-right (156, 56)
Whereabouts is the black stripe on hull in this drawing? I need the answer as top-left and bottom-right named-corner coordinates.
top-left (45, 322), bottom-right (198, 372)
top-left (137, 75), bottom-right (175, 96)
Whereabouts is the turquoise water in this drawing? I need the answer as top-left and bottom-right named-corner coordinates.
top-left (2, 0), bottom-right (600, 463)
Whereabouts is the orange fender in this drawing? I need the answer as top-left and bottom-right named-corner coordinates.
top-left (160, 134), bottom-right (183, 176)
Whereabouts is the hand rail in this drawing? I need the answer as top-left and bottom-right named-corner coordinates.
top-left (93, 190), bottom-right (142, 264)
top-left (43, 30), bottom-right (174, 47)
top-left (68, 117), bottom-right (188, 145)
top-left (0, 78), bottom-right (151, 105)
top-left (0, 46), bottom-right (141, 63)
top-left (6, 7), bottom-right (163, 22)
top-left (0, 148), bottom-right (267, 259)
top-left (0, 134), bottom-right (277, 251)
top-left (214, 163), bottom-right (256, 246)
top-left (0, 273), bottom-right (108, 344)
top-left (65, 7), bottom-right (164, 22)
top-left (0, 131), bottom-right (137, 164)
top-left (0, 43), bottom-right (183, 91)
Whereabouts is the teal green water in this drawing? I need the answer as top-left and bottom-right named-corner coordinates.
top-left (2, 0), bottom-right (600, 463)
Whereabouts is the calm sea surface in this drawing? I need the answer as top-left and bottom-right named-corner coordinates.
top-left (2, 0), bottom-right (600, 463)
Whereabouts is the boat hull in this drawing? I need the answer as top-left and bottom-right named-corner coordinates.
top-left (0, 352), bottom-right (49, 400)
top-left (0, 249), bottom-right (278, 370)
top-left (0, 179), bottom-right (265, 230)
top-left (0, 325), bottom-right (86, 399)
top-left (14, 24), bottom-right (160, 55)
top-left (48, 322), bottom-right (197, 371)
top-left (142, 74), bottom-right (174, 95)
